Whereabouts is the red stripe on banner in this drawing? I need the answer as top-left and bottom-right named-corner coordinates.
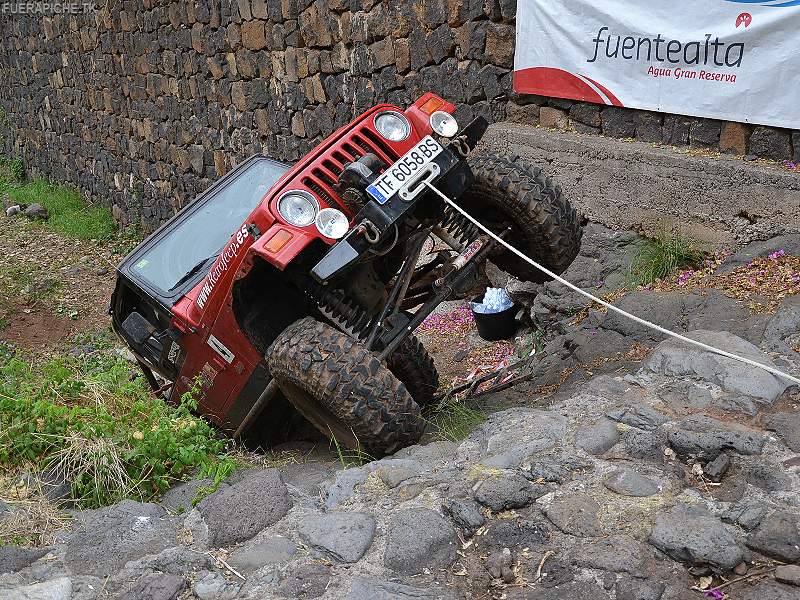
top-left (581, 75), bottom-right (624, 107)
top-left (513, 67), bottom-right (623, 107)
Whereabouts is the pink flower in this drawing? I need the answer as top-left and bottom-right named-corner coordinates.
top-left (769, 249), bottom-right (786, 260)
top-left (704, 589), bottom-right (724, 600)
top-left (676, 270), bottom-right (694, 286)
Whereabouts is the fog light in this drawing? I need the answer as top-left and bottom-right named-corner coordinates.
top-left (315, 208), bottom-right (349, 239)
top-left (430, 111), bottom-right (459, 137)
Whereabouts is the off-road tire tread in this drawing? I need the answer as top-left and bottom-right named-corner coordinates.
top-left (387, 334), bottom-right (439, 406)
top-left (266, 317), bottom-right (424, 455)
top-left (462, 152), bottom-right (583, 283)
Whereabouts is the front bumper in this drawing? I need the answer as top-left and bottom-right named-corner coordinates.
top-left (311, 117), bottom-right (488, 282)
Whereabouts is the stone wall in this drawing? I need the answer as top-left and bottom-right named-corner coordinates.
top-left (0, 0), bottom-right (798, 234)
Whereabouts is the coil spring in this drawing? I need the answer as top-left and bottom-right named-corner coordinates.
top-left (305, 284), bottom-right (372, 339)
top-left (439, 205), bottom-right (480, 246)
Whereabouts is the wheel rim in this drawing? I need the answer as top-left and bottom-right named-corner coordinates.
top-left (276, 378), bottom-right (359, 450)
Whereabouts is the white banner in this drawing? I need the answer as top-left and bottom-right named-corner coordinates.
top-left (513, 0), bottom-right (800, 129)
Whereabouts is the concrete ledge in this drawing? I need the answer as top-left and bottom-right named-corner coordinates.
top-left (482, 123), bottom-right (800, 246)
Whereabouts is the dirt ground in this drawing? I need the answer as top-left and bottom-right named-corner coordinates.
top-left (416, 299), bottom-right (522, 393)
top-left (0, 217), bottom-right (119, 350)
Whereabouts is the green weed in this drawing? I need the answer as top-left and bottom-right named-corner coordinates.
top-left (191, 459), bottom-right (237, 506)
top-left (0, 156), bottom-right (23, 186)
top-left (0, 156), bottom-right (24, 183)
top-left (329, 430), bottom-right (373, 469)
top-left (628, 232), bottom-right (705, 285)
top-left (9, 158), bottom-right (23, 182)
top-left (0, 343), bottom-right (236, 508)
top-left (4, 179), bottom-right (116, 240)
top-left (425, 397), bottom-right (486, 443)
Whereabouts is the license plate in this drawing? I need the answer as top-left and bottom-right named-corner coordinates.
top-left (367, 136), bottom-right (444, 204)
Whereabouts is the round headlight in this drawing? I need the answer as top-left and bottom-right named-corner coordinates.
top-left (278, 191), bottom-right (318, 227)
top-left (315, 208), bottom-right (349, 239)
top-left (374, 111), bottom-right (411, 142)
top-left (430, 111), bottom-right (459, 137)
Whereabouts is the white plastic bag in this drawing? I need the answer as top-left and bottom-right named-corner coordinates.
top-left (471, 287), bottom-right (514, 314)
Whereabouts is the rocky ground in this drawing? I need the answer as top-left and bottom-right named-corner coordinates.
top-left (2, 225), bottom-right (800, 600)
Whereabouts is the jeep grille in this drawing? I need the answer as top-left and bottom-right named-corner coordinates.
top-left (301, 126), bottom-right (397, 213)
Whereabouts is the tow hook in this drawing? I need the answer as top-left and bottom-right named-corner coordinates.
top-left (354, 219), bottom-right (381, 244)
top-left (451, 135), bottom-right (471, 158)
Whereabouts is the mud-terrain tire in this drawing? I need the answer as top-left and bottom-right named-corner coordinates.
top-left (460, 152), bottom-right (583, 283)
top-left (387, 334), bottom-right (439, 406)
top-left (266, 317), bottom-right (424, 456)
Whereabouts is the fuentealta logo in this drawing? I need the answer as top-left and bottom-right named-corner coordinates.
top-left (587, 27), bottom-right (746, 69)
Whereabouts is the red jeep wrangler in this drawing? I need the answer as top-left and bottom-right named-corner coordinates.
top-left (111, 94), bottom-right (582, 456)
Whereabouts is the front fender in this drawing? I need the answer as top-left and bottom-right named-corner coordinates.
top-left (248, 224), bottom-right (318, 270)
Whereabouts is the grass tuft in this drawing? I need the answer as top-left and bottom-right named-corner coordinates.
top-left (0, 156), bottom-right (24, 183)
top-left (0, 474), bottom-right (70, 547)
top-left (4, 179), bottom-right (116, 240)
top-left (426, 397), bottom-right (486, 443)
top-left (0, 342), bottom-right (236, 509)
top-left (628, 232), bottom-right (705, 286)
top-left (329, 430), bottom-right (373, 469)
top-left (45, 434), bottom-right (135, 506)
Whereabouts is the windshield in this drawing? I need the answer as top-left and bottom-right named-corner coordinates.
top-left (130, 157), bottom-right (289, 295)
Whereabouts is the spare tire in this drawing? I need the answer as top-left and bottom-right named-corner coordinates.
top-left (459, 152), bottom-right (583, 283)
top-left (266, 317), bottom-right (424, 456)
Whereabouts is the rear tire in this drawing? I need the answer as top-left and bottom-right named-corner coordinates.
top-left (387, 334), bottom-right (440, 406)
top-left (460, 152), bottom-right (582, 283)
top-left (266, 317), bottom-right (424, 456)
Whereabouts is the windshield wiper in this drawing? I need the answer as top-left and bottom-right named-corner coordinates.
top-left (169, 255), bottom-right (216, 291)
